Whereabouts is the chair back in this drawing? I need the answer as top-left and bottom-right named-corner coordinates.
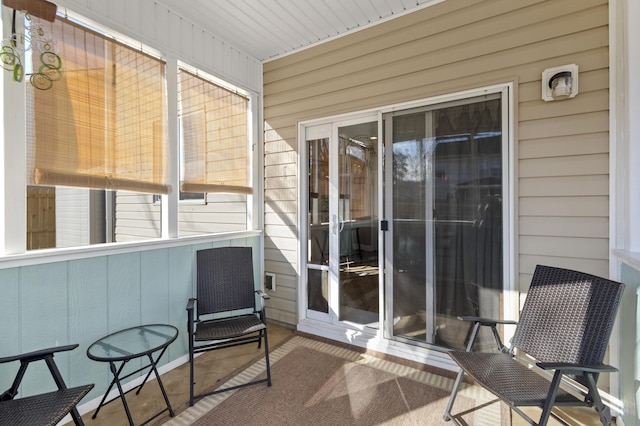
top-left (511, 265), bottom-right (624, 379)
top-left (196, 247), bottom-right (256, 317)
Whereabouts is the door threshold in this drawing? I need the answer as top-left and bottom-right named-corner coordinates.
top-left (297, 318), bottom-right (457, 372)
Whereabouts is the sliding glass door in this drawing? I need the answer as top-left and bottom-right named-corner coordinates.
top-left (384, 93), bottom-right (506, 350)
top-left (302, 87), bottom-right (509, 351)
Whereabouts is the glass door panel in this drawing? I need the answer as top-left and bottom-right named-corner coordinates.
top-left (307, 136), bottom-right (330, 317)
top-left (337, 122), bottom-right (379, 325)
top-left (388, 111), bottom-right (430, 341)
top-left (304, 120), bottom-right (380, 326)
top-left (386, 95), bottom-right (504, 350)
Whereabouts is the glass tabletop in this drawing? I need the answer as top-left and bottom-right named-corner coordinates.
top-left (87, 324), bottom-right (178, 362)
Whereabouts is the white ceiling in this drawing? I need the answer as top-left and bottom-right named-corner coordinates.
top-left (158, 0), bottom-right (442, 62)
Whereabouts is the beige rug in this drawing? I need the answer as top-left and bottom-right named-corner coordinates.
top-left (163, 336), bottom-right (502, 425)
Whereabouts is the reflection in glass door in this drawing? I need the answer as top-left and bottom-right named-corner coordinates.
top-left (305, 121), bottom-right (379, 326)
top-left (307, 134), bottom-right (330, 317)
top-left (338, 123), bottom-right (379, 325)
top-left (385, 93), bottom-right (505, 350)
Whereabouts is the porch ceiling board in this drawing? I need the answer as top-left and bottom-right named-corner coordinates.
top-left (157, 0), bottom-right (443, 61)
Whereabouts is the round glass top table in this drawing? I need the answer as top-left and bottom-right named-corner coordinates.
top-left (87, 324), bottom-right (178, 426)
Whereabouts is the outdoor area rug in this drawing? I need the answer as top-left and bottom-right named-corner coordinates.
top-left (163, 335), bottom-right (503, 425)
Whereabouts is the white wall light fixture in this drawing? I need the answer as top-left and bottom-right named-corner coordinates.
top-left (542, 64), bottom-right (579, 101)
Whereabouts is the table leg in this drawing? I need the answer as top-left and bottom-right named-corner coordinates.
top-left (111, 361), bottom-right (135, 426)
top-left (91, 360), bottom-right (130, 422)
top-left (87, 325), bottom-right (178, 426)
top-left (90, 349), bottom-right (175, 424)
top-left (146, 351), bottom-right (175, 417)
top-left (135, 345), bottom-right (167, 395)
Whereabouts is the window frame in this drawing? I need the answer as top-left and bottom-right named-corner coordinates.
top-left (0, 10), bottom-right (259, 256)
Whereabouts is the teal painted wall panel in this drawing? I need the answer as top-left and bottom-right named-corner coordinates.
top-left (141, 248), bottom-right (170, 326)
top-left (0, 268), bottom-right (20, 355)
top-left (106, 253), bottom-right (144, 380)
top-left (0, 268), bottom-right (20, 394)
top-left (107, 253), bottom-right (142, 331)
top-left (140, 248), bottom-right (173, 372)
top-left (20, 262), bottom-right (69, 395)
top-left (68, 256), bottom-right (110, 396)
top-left (20, 262), bottom-right (69, 348)
top-left (0, 235), bottom-right (262, 403)
top-left (168, 245), bottom-right (195, 359)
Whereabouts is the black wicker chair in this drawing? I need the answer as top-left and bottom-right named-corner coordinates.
top-left (0, 344), bottom-right (94, 426)
top-left (186, 246), bottom-right (271, 406)
top-left (443, 264), bottom-right (624, 426)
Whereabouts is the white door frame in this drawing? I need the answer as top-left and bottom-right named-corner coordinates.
top-left (297, 82), bottom-right (516, 366)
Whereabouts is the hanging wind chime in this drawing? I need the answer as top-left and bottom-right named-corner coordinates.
top-left (0, 0), bottom-right (62, 90)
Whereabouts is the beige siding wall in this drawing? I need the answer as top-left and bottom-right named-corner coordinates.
top-left (263, 0), bottom-right (609, 324)
top-left (114, 192), bottom-right (247, 242)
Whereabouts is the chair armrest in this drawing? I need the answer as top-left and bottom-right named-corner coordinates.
top-left (186, 298), bottom-right (197, 340)
top-left (0, 344), bottom-right (79, 364)
top-left (0, 344), bottom-right (82, 402)
top-left (537, 362), bottom-right (619, 374)
top-left (457, 316), bottom-right (518, 326)
top-left (186, 298), bottom-right (196, 312)
top-left (256, 289), bottom-right (270, 300)
top-left (255, 290), bottom-right (269, 323)
top-left (456, 317), bottom-right (517, 352)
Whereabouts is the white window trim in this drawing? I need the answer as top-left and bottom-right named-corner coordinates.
top-left (1, 7), bottom-right (27, 255)
top-left (0, 10), bottom-right (261, 257)
top-left (611, 0), bottom-right (640, 267)
top-left (609, 0), bottom-right (640, 405)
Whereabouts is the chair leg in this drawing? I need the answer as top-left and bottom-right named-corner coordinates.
top-left (188, 337), bottom-right (195, 406)
top-left (1, 362), bottom-right (28, 401)
top-left (69, 407), bottom-right (85, 426)
top-left (584, 373), bottom-right (612, 426)
top-left (538, 370), bottom-right (563, 426)
top-left (263, 329), bottom-right (271, 386)
top-left (45, 354), bottom-right (86, 426)
top-left (445, 322), bottom-right (481, 422)
top-left (443, 369), bottom-right (465, 422)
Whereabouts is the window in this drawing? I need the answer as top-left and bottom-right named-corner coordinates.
top-left (179, 69), bottom-right (251, 195)
top-left (27, 17), bottom-right (168, 194)
top-left (24, 16), bottom-right (167, 249)
top-left (17, 13), bottom-right (254, 251)
top-left (176, 69), bottom-right (251, 236)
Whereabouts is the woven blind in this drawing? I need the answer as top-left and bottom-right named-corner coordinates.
top-left (27, 17), bottom-right (169, 194)
top-left (179, 70), bottom-right (250, 194)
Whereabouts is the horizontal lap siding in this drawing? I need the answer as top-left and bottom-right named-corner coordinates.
top-left (263, 0), bottom-right (609, 324)
top-left (114, 192), bottom-right (248, 240)
top-left (263, 122), bottom-right (298, 323)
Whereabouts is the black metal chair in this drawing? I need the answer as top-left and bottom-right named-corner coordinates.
top-left (0, 344), bottom-right (94, 426)
top-left (443, 264), bottom-right (624, 426)
top-left (186, 246), bottom-right (271, 406)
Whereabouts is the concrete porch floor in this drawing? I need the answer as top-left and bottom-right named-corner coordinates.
top-left (80, 323), bottom-right (296, 426)
top-left (78, 323), bottom-right (611, 426)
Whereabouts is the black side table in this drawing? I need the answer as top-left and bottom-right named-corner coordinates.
top-left (87, 324), bottom-right (178, 425)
